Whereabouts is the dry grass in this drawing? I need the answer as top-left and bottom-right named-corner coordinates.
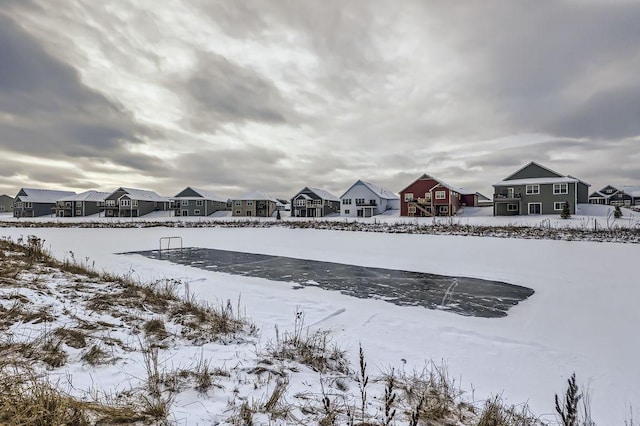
top-left (477, 395), bottom-right (544, 426)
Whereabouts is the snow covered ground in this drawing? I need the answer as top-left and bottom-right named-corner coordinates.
top-left (1, 225), bottom-right (639, 424)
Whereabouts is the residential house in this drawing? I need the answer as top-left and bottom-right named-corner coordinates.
top-left (340, 180), bottom-right (399, 217)
top-left (173, 187), bottom-right (227, 216)
top-left (400, 174), bottom-right (463, 217)
top-left (13, 188), bottom-right (76, 218)
top-left (103, 187), bottom-right (171, 217)
top-left (589, 185), bottom-right (640, 207)
top-left (55, 190), bottom-right (110, 217)
top-left (291, 187), bottom-right (340, 217)
top-left (231, 191), bottom-right (277, 217)
top-left (0, 194), bottom-right (13, 213)
top-left (458, 189), bottom-right (492, 208)
top-left (493, 162), bottom-right (590, 216)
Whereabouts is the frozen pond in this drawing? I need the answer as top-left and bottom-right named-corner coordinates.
top-left (128, 247), bottom-right (534, 318)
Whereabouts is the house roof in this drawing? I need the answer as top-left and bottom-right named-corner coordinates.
top-left (16, 188), bottom-right (76, 203)
top-left (234, 190), bottom-right (277, 202)
top-left (116, 187), bottom-right (170, 202)
top-left (503, 161), bottom-right (564, 181)
top-left (174, 187), bottom-right (226, 202)
top-left (588, 191), bottom-right (607, 199)
top-left (399, 174), bottom-right (463, 194)
top-left (341, 180), bottom-right (399, 200)
top-left (493, 177), bottom-right (579, 187)
top-left (621, 186), bottom-right (640, 198)
top-left (58, 190), bottom-right (110, 202)
top-left (305, 187), bottom-right (339, 201)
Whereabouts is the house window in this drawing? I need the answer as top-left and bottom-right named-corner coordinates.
top-left (435, 191), bottom-right (446, 200)
top-left (296, 199), bottom-right (306, 206)
top-left (182, 210), bottom-right (189, 216)
top-left (181, 200), bottom-right (189, 206)
top-left (107, 210), bottom-right (113, 216)
top-left (525, 185), bottom-right (540, 195)
top-left (120, 199), bottom-right (131, 207)
top-left (106, 200), bottom-right (115, 206)
top-left (247, 201), bottom-right (253, 206)
top-left (246, 211), bottom-right (252, 216)
top-left (25, 202), bottom-right (32, 208)
top-left (194, 209), bottom-right (201, 215)
top-left (424, 193), bottom-right (432, 201)
top-left (76, 202), bottom-right (82, 207)
top-left (404, 193), bottom-right (414, 201)
top-left (344, 209), bottom-right (350, 214)
top-left (132, 200), bottom-right (138, 207)
top-left (196, 200), bottom-right (203, 206)
top-left (235, 210), bottom-right (241, 215)
top-left (356, 198), bottom-right (365, 205)
top-left (553, 183), bottom-right (568, 195)
top-left (507, 204), bottom-right (518, 212)
top-left (76, 210), bottom-right (81, 216)
top-left (408, 206), bottom-right (416, 213)
top-left (554, 202), bottom-right (565, 210)
top-left (65, 202), bottom-right (71, 207)
top-left (343, 198), bottom-right (352, 205)
top-left (528, 203), bottom-right (542, 215)
top-left (439, 205), bottom-right (449, 214)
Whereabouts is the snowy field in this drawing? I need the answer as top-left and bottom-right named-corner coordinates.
top-left (1, 225), bottom-right (639, 424)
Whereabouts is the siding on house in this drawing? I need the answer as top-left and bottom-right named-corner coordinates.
top-left (231, 191), bottom-right (277, 217)
top-left (493, 162), bottom-right (590, 216)
top-left (55, 190), bottom-right (109, 217)
top-left (0, 195), bottom-right (14, 213)
top-left (291, 187), bottom-right (340, 217)
top-left (13, 188), bottom-right (76, 218)
top-left (174, 187), bottom-right (228, 216)
top-left (339, 180), bottom-right (399, 218)
top-left (399, 174), bottom-right (463, 217)
top-left (103, 187), bottom-right (171, 218)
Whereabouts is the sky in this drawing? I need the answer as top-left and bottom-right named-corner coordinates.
top-left (1, 0), bottom-right (639, 200)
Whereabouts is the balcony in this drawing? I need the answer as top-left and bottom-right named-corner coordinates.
top-left (355, 201), bottom-right (377, 206)
top-left (494, 193), bottom-right (522, 201)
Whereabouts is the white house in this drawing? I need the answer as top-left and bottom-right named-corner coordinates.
top-left (339, 180), bottom-right (400, 217)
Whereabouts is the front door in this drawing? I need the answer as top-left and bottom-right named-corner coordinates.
top-left (528, 203), bottom-right (542, 215)
top-left (181, 210), bottom-right (188, 216)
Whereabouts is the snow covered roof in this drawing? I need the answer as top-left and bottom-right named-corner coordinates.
top-left (174, 187), bottom-right (226, 202)
top-left (116, 187), bottom-right (170, 202)
top-left (493, 177), bottom-right (579, 187)
top-left (294, 193), bottom-right (312, 200)
top-left (234, 191), bottom-right (277, 202)
top-left (342, 180), bottom-right (399, 200)
top-left (589, 191), bottom-right (608, 199)
top-left (304, 187), bottom-right (339, 201)
top-left (16, 188), bottom-right (76, 203)
top-left (621, 186), bottom-right (640, 198)
top-left (399, 174), bottom-right (464, 194)
top-left (58, 190), bottom-right (110, 202)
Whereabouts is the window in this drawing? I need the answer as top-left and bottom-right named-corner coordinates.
top-left (247, 201), bottom-right (253, 206)
top-left (120, 199), bottom-right (131, 207)
top-left (76, 210), bottom-right (82, 216)
top-left (344, 209), bottom-right (350, 214)
top-left (408, 206), bottom-right (416, 213)
top-left (246, 211), bottom-right (252, 216)
top-left (404, 193), bottom-right (414, 202)
top-left (181, 200), bottom-right (189, 206)
top-left (553, 183), bottom-right (568, 195)
top-left (439, 205), bottom-right (449, 214)
top-left (15, 202), bottom-right (23, 208)
top-left (435, 191), bottom-right (446, 200)
top-left (528, 203), bottom-right (542, 215)
top-left (342, 198), bottom-right (352, 205)
top-left (424, 193), bottom-right (432, 200)
top-left (76, 202), bottom-right (82, 207)
top-left (296, 199), bottom-right (305, 206)
top-left (554, 202), bottom-right (565, 210)
top-left (107, 210), bottom-right (113, 216)
top-left (355, 198), bottom-right (365, 204)
top-left (235, 210), bottom-right (241, 215)
top-left (526, 185), bottom-right (540, 195)
top-left (25, 202), bottom-right (32, 208)
top-left (106, 200), bottom-right (116, 206)
top-left (65, 202), bottom-right (71, 207)
top-left (507, 204), bottom-right (518, 212)
top-left (196, 200), bottom-right (203, 206)
top-left (235, 201), bottom-right (242, 206)
top-left (194, 209), bottom-right (200, 215)
top-left (181, 210), bottom-right (189, 216)
top-left (132, 200), bottom-right (138, 207)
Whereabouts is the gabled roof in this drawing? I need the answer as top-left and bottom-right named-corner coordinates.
top-left (113, 187), bottom-right (170, 202)
top-left (340, 180), bottom-right (399, 200)
top-left (174, 187), bottom-right (226, 202)
top-left (588, 191), bottom-right (607, 199)
top-left (305, 187), bottom-right (339, 202)
top-left (58, 190), bottom-right (110, 202)
top-left (502, 161), bottom-right (564, 181)
top-left (621, 186), bottom-right (640, 198)
top-left (493, 177), bottom-right (579, 187)
top-left (234, 190), bottom-right (277, 202)
top-left (399, 174), bottom-right (463, 194)
top-left (16, 188), bottom-right (76, 203)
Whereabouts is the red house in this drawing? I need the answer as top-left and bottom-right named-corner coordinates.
top-left (400, 174), bottom-right (465, 217)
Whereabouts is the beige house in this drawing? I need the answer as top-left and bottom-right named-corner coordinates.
top-left (231, 191), bottom-right (277, 217)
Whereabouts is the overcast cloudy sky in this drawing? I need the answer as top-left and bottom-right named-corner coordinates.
top-left (2, 1), bottom-right (639, 199)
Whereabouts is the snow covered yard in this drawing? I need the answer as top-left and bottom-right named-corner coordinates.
top-left (1, 226), bottom-right (639, 424)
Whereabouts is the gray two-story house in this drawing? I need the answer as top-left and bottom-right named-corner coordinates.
top-left (493, 162), bottom-right (590, 216)
top-left (0, 194), bottom-right (14, 213)
top-left (291, 187), bottom-right (340, 217)
top-left (55, 190), bottom-right (109, 217)
top-left (231, 191), bottom-right (277, 217)
top-left (103, 187), bottom-right (171, 217)
top-left (589, 185), bottom-right (640, 207)
top-left (173, 187), bottom-right (228, 216)
top-left (13, 188), bottom-right (76, 218)
top-left (340, 180), bottom-right (399, 218)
